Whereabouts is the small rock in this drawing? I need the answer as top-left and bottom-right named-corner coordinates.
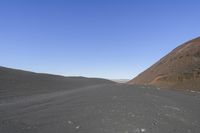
top-left (76, 125), bottom-right (80, 130)
top-left (141, 128), bottom-right (146, 132)
top-left (68, 121), bottom-right (72, 124)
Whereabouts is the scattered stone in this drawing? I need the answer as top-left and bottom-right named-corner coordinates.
top-left (135, 128), bottom-right (146, 133)
top-left (141, 128), bottom-right (146, 132)
top-left (68, 121), bottom-right (72, 124)
top-left (76, 125), bottom-right (80, 130)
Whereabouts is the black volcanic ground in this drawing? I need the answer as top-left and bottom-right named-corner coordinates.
top-left (1, 67), bottom-right (200, 133)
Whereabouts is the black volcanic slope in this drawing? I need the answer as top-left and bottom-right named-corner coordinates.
top-left (0, 67), bottom-right (200, 133)
top-left (0, 66), bottom-right (114, 100)
top-left (129, 37), bottom-right (200, 91)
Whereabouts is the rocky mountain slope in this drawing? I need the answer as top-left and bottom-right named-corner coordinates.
top-left (128, 37), bottom-right (200, 91)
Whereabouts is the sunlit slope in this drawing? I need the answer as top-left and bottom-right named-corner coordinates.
top-left (129, 37), bottom-right (200, 91)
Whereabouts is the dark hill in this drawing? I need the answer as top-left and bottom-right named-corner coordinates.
top-left (0, 66), bottom-right (115, 99)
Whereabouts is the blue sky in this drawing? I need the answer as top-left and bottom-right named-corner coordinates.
top-left (0, 0), bottom-right (200, 79)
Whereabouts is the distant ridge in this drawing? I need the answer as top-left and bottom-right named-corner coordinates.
top-left (111, 79), bottom-right (130, 83)
top-left (0, 66), bottom-right (115, 99)
top-left (128, 37), bottom-right (200, 91)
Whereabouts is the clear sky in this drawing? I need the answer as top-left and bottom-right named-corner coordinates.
top-left (0, 0), bottom-right (200, 79)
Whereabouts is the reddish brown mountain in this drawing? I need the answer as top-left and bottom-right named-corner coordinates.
top-left (128, 37), bottom-right (200, 91)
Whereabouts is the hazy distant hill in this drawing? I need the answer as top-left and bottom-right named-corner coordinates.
top-left (111, 79), bottom-right (130, 83)
top-left (128, 37), bottom-right (200, 91)
top-left (0, 66), bottom-right (115, 99)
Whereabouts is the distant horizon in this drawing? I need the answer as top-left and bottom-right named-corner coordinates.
top-left (0, 65), bottom-right (131, 80)
top-left (1, 0), bottom-right (200, 79)
top-left (0, 36), bottom-right (197, 80)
